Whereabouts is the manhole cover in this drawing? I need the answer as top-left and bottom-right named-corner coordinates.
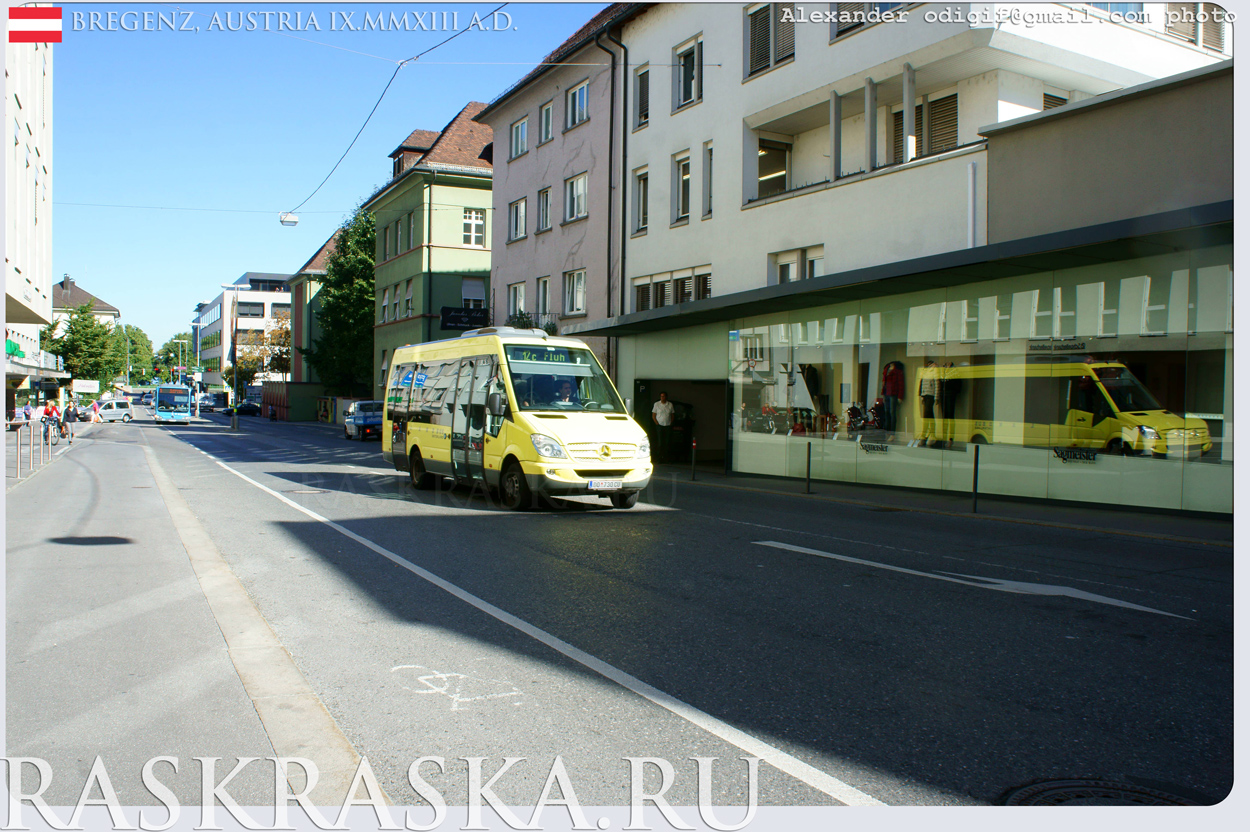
top-left (1000, 779), bottom-right (1201, 806)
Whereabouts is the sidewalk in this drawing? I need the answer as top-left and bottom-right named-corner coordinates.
top-left (4, 420), bottom-right (99, 491)
top-left (653, 459), bottom-right (1233, 546)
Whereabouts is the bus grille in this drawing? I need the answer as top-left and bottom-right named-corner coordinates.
top-left (566, 442), bottom-right (637, 461)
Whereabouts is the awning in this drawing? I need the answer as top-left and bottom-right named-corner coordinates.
top-left (564, 202), bottom-right (1231, 338)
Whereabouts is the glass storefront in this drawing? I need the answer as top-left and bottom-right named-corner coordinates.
top-left (728, 246), bottom-right (1233, 513)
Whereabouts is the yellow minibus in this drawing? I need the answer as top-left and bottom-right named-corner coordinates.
top-left (914, 360), bottom-right (1211, 457)
top-left (382, 327), bottom-right (653, 509)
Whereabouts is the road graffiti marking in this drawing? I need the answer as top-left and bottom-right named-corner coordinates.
top-left (392, 664), bottom-right (522, 710)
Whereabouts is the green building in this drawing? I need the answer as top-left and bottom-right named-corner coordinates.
top-left (364, 102), bottom-right (494, 398)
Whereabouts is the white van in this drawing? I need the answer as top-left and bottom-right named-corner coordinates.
top-left (97, 399), bottom-right (134, 423)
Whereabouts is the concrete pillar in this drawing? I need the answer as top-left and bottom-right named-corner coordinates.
top-left (829, 91), bottom-right (842, 181)
top-left (743, 120), bottom-right (760, 201)
top-left (864, 78), bottom-right (877, 171)
top-left (902, 63), bottom-right (916, 164)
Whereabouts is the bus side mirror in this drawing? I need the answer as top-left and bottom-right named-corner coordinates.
top-left (487, 392), bottom-right (506, 417)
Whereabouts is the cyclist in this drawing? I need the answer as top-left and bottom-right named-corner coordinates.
top-left (42, 401), bottom-right (61, 443)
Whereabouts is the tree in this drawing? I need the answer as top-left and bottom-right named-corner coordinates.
top-left (258, 313), bottom-right (291, 376)
top-left (221, 357), bottom-right (261, 392)
top-left (158, 332), bottom-right (193, 370)
top-left (41, 303), bottom-right (124, 388)
top-left (113, 324), bottom-right (153, 382)
top-left (301, 208), bottom-right (374, 395)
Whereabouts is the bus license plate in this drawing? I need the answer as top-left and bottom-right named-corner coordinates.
top-left (588, 480), bottom-right (623, 491)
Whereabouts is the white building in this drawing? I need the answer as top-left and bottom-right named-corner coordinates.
top-left (565, 2), bottom-right (1232, 513)
top-left (4, 36), bottom-right (59, 409)
top-left (50, 277), bottom-right (121, 333)
top-left (195, 273), bottom-right (292, 393)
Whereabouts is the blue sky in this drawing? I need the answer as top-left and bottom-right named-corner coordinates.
top-left (51, 1), bottom-right (610, 349)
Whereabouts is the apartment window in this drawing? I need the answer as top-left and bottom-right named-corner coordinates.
top-left (746, 3), bottom-right (795, 78)
top-left (539, 101), bottom-right (554, 143)
top-left (834, 2), bottom-right (903, 36)
top-left (1043, 93), bottom-right (1068, 110)
top-left (563, 270), bottom-right (587, 315)
top-left (757, 139), bottom-right (790, 198)
top-left (565, 173), bottom-right (588, 221)
top-left (537, 277), bottom-right (550, 316)
top-left (379, 350), bottom-right (388, 385)
top-left (566, 81), bottom-right (589, 128)
top-left (806, 253), bottom-right (823, 280)
top-left (392, 288), bottom-right (400, 322)
top-left (695, 273), bottom-right (712, 301)
top-left (634, 170), bottom-right (649, 232)
top-left (405, 279), bottom-right (414, 317)
top-left (537, 188), bottom-right (552, 231)
top-left (463, 208), bottom-right (486, 246)
top-left (778, 262), bottom-right (796, 284)
top-left (674, 37), bottom-right (703, 109)
top-left (508, 198), bottom-right (527, 240)
top-left (635, 283), bottom-right (652, 312)
top-left (893, 94), bottom-right (958, 161)
top-left (462, 277), bottom-right (486, 310)
top-left (674, 276), bottom-right (693, 304)
top-left (382, 225), bottom-right (391, 260)
top-left (892, 104), bottom-right (923, 163)
top-left (702, 144), bottom-right (714, 217)
top-left (380, 289), bottom-right (389, 323)
top-left (635, 68), bottom-right (650, 127)
top-left (510, 117), bottom-right (528, 158)
top-left (653, 280), bottom-right (671, 308)
top-left (237, 302), bottom-right (264, 318)
top-left (405, 212), bottom-right (415, 250)
top-left (674, 156), bottom-right (691, 221)
top-left (508, 282), bottom-right (525, 316)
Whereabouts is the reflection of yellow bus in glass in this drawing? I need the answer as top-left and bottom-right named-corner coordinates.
top-left (915, 361), bottom-right (1212, 457)
top-left (382, 328), bottom-right (652, 509)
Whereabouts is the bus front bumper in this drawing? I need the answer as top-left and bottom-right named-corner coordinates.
top-left (524, 462), bottom-right (653, 497)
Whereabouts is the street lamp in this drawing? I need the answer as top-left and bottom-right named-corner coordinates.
top-left (189, 320), bottom-right (202, 417)
top-left (173, 339), bottom-right (188, 387)
top-left (221, 282), bottom-right (253, 431)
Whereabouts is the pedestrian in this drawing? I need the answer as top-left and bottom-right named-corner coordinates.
top-left (91, 399), bottom-right (102, 423)
top-left (22, 401), bottom-right (32, 423)
top-left (651, 391), bottom-right (674, 463)
top-left (44, 400), bottom-right (61, 442)
top-left (63, 400), bottom-right (79, 444)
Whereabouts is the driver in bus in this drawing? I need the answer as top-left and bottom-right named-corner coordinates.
top-left (555, 379), bottom-right (580, 404)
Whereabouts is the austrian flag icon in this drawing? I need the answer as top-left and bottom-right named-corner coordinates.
top-left (8, 6), bottom-right (62, 43)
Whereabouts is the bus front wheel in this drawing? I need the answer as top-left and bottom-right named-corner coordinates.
top-left (409, 449), bottom-right (435, 490)
top-left (500, 460), bottom-right (532, 510)
top-left (609, 492), bottom-right (639, 509)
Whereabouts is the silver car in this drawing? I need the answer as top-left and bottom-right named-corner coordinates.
top-left (97, 399), bottom-right (134, 423)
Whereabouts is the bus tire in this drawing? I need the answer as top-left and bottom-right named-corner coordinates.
top-left (409, 449), bottom-right (435, 490)
top-left (609, 492), bottom-right (639, 509)
top-left (970, 434), bottom-right (988, 445)
top-left (1106, 438), bottom-right (1125, 455)
top-left (500, 460), bottom-right (532, 511)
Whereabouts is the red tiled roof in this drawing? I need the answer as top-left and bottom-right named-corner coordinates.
top-left (295, 231), bottom-right (339, 276)
top-left (391, 128), bottom-right (440, 158)
top-left (416, 101), bottom-right (493, 171)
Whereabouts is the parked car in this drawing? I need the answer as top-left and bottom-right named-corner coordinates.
top-left (198, 395), bottom-right (216, 413)
top-left (97, 399), bottom-right (134, 423)
top-left (344, 400), bottom-right (384, 440)
top-left (141, 393), bottom-right (154, 405)
top-left (226, 401), bottom-right (262, 416)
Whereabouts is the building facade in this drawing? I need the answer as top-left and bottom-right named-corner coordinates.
top-left (564, 2), bottom-right (1232, 513)
top-left (5, 37), bottom-right (61, 410)
top-left (475, 5), bottom-right (639, 373)
top-left (365, 103), bottom-right (494, 398)
top-left (196, 273), bottom-right (291, 394)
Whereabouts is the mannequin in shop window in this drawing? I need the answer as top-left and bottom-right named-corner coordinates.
top-left (882, 361), bottom-right (905, 439)
top-left (914, 360), bottom-right (938, 447)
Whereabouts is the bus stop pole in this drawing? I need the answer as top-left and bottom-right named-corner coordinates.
top-left (806, 441), bottom-right (812, 494)
top-left (691, 437), bottom-right (697, 481)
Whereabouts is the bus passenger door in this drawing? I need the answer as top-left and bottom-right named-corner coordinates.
top-left (450, 358), bottom-right (475, 482)
top-left (1064, 376), bottom-right (1116, 448)
top-left (480, 360), bottom-right (507, 484)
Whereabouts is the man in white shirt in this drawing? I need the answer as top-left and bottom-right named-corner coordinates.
top-left (651, 391), bottom-right (675, 463)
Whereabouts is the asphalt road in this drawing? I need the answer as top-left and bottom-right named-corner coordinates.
top-left (8, 411), bottom-right (1234, 816)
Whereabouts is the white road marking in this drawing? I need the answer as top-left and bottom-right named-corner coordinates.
top-left (756, 541), bottom-right (1190, 619)
top-left (392, 664), bottom-right (523, 711)
top-left (204, 454), bottom-right (885, 806)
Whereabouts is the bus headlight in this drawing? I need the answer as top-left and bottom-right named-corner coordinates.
top-left (531, 434), bottom-right (568, 459)
top-left (637, 439), bottom-right (650, 458)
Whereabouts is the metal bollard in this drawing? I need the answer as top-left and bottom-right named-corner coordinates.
top-left (13, 424), bottom-right (20, 479)
top-left (972, 443), bottom-right (981, 514)
top-left (806, 441), bottom-right (812, 494)
top-left (691, 437), bottom-right (697, 481)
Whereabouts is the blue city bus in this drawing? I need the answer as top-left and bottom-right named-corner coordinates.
top-left (153, 384), bottom-right (193, 424)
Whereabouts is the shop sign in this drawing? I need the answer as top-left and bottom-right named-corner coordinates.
top-left (858, 438), bottom-right (889, 454)
top-left (440, 306), bottom-right (490, 330)
top-left (1029, 341), bottom-right (1088, 353)
top-left (1053, 447), bottom-right (1098, 464)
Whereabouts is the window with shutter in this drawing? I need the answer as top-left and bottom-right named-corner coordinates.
top-left (837, 2), bottom-right (866, 34)
top-left (1043, 93), bottom-right (1067, 110)
top-left (696, 274), bottom-right (712, 301)
top-left (654, 281), bottom-right (671, 308)
top-left (1166, 3), bottom-right (1197, 42)
top-left (636, 284), bottom-right (652, 312)
top-left (1201, 3), bottom-right (1225, 50)
top-left (748, 7), bottom-right (771, 75)
top-left (774, 4), bottom-right (795, 61)
top-left (675, 277), bottom-right (693, 304)
top-left (891, 104), bottom-right (922, 163)
top-left (928, 94), bottom-right (958, 153)
top-left (637, 70), bottom-right (650, 125)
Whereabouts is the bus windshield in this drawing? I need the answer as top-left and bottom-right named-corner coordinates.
top-left (504, 345), bottom-right (626, 413)
top-left (1095, 367), bottom-right (1163, 412)
top-left (156, 388), bottom-right (190, 412)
